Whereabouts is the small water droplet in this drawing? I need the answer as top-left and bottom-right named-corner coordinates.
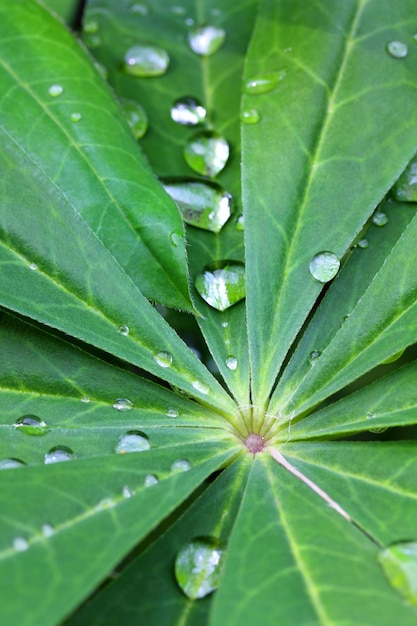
top-left (309, 251), bottom-right (340, 283)
top-left (48, 84), bottom-right (63, 97)
top-left (244, 71), bottom-right (286, 95)
top-left (393, 157), bottom-right (417, 201)
top-left (167, 407), bottom-right (179, 418)
top-left (225, 356), bottom-right (238, 370)
top-left (171, 458), bottom-right (192, 472)
top-left (42, 523), bottom-right (55, 538)
top-left (80, 395), bottom-right (90, 403)
top-left (195, 260), bottom-right (246, 311)
top-left (171, 97), bottom-right (206, 126)
top-left (83, 18), bottom-right (99, 33)
top-left (221, 321), bottom-right (228, 328)
top-left (116, 431), bottom-right (150, 454)
top-left (13, 414), bottom-right (48, 436)
top-left (123, 45), bottom-right (170, 77)
top-left (122, 485), bottom-right (133, 498)
top-left (372, 210), bottom-right (388, 226)
top-left (95, 497), bottom-right (116, 511)
top-left (358, 238), bottom-right (368, 248)
top-left (120, 98), bottom-right (148, 139)
top-left (184, 131), bottom-right (229, 177)
top-left (241, 108), bottom-right (261, 124)
top-left (309, 350), bottom-right (321, 365)
top-left (163, 179), bottom-right (232, 233)
top-left (153, 351), bottom-right (173, 368)
top-left (188, 25), bottom-right (225, 56)
top-left (175, 537), bottom-right (225, 599)
top-left (366, 411), bottom-right (376, 420)
top-left (192, 380), bottom-right (209, 395)
top-left (144, 473), bottom-right (159, 487)
top-left (379, 541), bottom-right (417, 604)
top-left (112, 398), bottom-right (133, 411)
top-left (185, 17), bottom-right (195, 26)
top-left (244, 433), bottom-right (265, 454)
top-left (118, 324), bottom-right (130, 336)
top-left (170, 232), bottom-right (182, 247)
top-left (29, 262), bottom-right (38, 270)
top-left (387, 40), bottom-right (408, 59)
top-left (44, 446), bottom-right (74, 464)
top-left (13, 537), bottom-right (28, 552)
top-left (0, 458), bottom-right (25, 470)
top-left (236, 214), bottom-right (245, 230)
top-left (70, 112), bottom-right (82, 123)
top-left (130, 2), bottom-right (149, 14)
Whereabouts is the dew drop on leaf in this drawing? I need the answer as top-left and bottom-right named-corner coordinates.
top-left (386, 40), bottom-right (408, 59)
top-left (372, 210), bottom-right (388, 226)
top-left (123, 45), bottom-right (170, 77)
top-left (171, 97), bottom-right (206, 125)
top-left (144, 473), bottom-right (159, 487)
top-left (379, 542), bottom-right (417, 604)
top-left (42, 523), bottom-right (55, 538)
top-left (225, 355), bottom-right (238, 370)
top-left (83, 19), bottom-right (99, 33)
top-left (80, 395), bottom-right (90, 403)
top-left (118, 324), bottom-right (129, 336)
top-left (170, 232), bottom-right (182, 247)
top-left (13, 414), bottom-right (48, 437)
top-left (188, 25), bottom-right (226, 56)
top-left (13, 537), bottom-right (29, 552)
top-left (309, 251), bottom-right (340, 283)
top-left (70, 112), bottom-right (82, 123)
top-left (192, 380), bottom-right (209, 395)
top-left (244, 71), bottom-right (286, 95)
top-left (167, 407), bottom-right (179, 418)
top-left (120, 98), bottom-right (148, 139)
top-left (153, 351), bottom-right (173, 368)
top-left (241, 108), bottom-right (261, 124)
top-left (309, 350), bottom-right (321, 365)
top-left (171, 458), bottom-right (192, 472)
top-left (195, 260), bottom-right (246, 311)
top-left (112, 398), bottom-right (133, 411)
top-left (184, 131), bottom-right (229, 177)
top-left (29, 262), bottom-right (38, 270)
top-left (236, 214), bottom-right (245, 230)
top-left (130, 2), bottom-right (149, 15)
top-left (366, 411), bottom-right (377, 420)
top-left (358, 238), bottom-right (368, 248)
top-left (0, 458), bottom-right (25, 470)
top-left (122, 485), bottom-right (133, 498)
top-left (116, 431), bottom-right (150, 454)
top-left (163, 179), bottom-right (232, 233)
top-left (175, 537), bottom-right (225, 599)
top-left (393, 158), bottom-right (417, 201)
top-left (48, 84), bottom-right (63, 97)
top-left (44, 446), bottom-right (74, 464)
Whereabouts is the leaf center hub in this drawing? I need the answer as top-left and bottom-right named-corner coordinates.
top-left (243, 432), bottom-right (265, 454)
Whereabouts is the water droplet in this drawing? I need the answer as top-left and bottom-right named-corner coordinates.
top-left (112, 398), bottom-right (133, 411)
top-left (44, 446), bottom-right (74, 464)
top-left (170, 232), bottom-right (182, 247)
top-left (225, 356), bottom-right (238, 370)
top-left (153, 351), bottom-right (173, 368)
top-left (184, 131), bottom-right (229, 177)
top-left (167, 407), bottom-right (179, 418)
top-left (70, 112), bottom-right (82, 123)
top-left (171, 6), bottom-right (186, 15)
top-left (366, 411), bottom-right (377, 420)
top-left (358, 238), bottom-right (368, 248)
top-left (122, 485), bottom-right (133, 498)
top-left (309, 251), bottom-right (340, 283)
top-left (13, 537), bottom-right (28, 552)
top-left (123, 45), bottom-right (170, 77)
top-left (144, 473), bottom-right (159, 487)
top-left (80, 396), bottom-right (90, 403)
top-left (394, 156), bottom-right (417, 201)
top-left (241, 108), bottom-right (261, 124)
top-left (387, 40), bottom-right (408, 59)
top-left (120, 98), bottom-right (148, 139)
top-left (171, 97), bottom-right (206, 126)
top-left (42, 523), bottom-right (55, 538)
top-left (83, 18), bottom-right (99, 33)
top-left (244, 433), bottom-right (265, 454)
top-left (163, 179), bottom-right (232, 233)
top-left (309, 350), bottom-right (321, 365)
top-left (188, 25), bottom-right (225, 56)
top-left (13, 414), bottom-right (48, 436)
top-left (369, 426), bottom-right (388, 434)
top-left (185, 18), bottom-right (195, 26)
top-left (236, 214), bottom-right (245, 230)
top-left (372, 210), bottom-right (388, 226)
top-left (95, 497), bottom-right (116, 511)
top-left (221, 321), bottom-right (228, 328)
top-left (130, 2), bottom-right (149, 14)
top-left (175, 537), bottom-right (225, 599)
top-left (0, 458), bottom-right (25, 470)
top-left (195, 260), bottom-right (245, 311)
top-left (118, 324), bottom-right (129, 336)
top-left (48, 84), bottom-right (63, 97)
top-left (29, 262), bottom-right (38, 270)
top-left (192, 380), bottom-right (209, 395)
top-left (116, 431), bottom-right (150, 454)
top-left (244, 71), bottom-right (286, 95)
top-left (379, 542), bottom-right (417, 604)
top-left (171, 458), bottom-right (192, 472)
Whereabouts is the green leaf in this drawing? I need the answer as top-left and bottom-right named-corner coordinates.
top-left (0, 0), bottom-right (193, 311)
top-left (243, 0), bottom-right (417, 409)
top-left (42, 0), bottom-right (81, 25)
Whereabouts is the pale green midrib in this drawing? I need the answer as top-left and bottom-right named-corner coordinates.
top-left (0, 54), bottom-right (189, 305)
top-left (252, 0), bottom-right (367, 408)
top-left (0, 423), bottom-right (227, 431)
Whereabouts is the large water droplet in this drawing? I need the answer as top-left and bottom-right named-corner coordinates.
top-left (379, 542), bottom-right (417, 604)
top-left (123, 45), bottom-right (170, 77)
top-left (244, 71), bottom-right (286, 95)
top-left (387, 41), bottom-right (408, 59)
top-left (153, 351), bottom-right (173, 368)
top-left (372, 210), bottom-right (388, 226)
top-left (13, 414), bottom-right (48, 437)
top-left (225, 356), bottom-right (238, 370)
top-left (171, 97), bottom-right (206, 125)
top-left (394, 156), bottom-right (417, 201)
top-left (241, 108), bottom-right (261, 124)
top-left (116, 431), bottom-right (150, 454)
top-left (0, 458), bottom-right (25, 470)
top-left (184, 131), bottom-right (229, 177)
top-left (309, 251), bottom-right (340, 283)
top-left (120, 98), bottom-right (148, 139)
top-left (188, 25), bottom-right (226, 56)
top-left (171, 458), bottom-right (192, 472)
top-left (48, 84), bottom-right (63, 97)
top-left (112, 398), bottom-right (133, 411)
top-left (195, 260), bottom-right (246, 311)
top-left (44, 446), bottom-right (74, 464)
top-left (144, 473), bottom-right (159, 487)
top-left (13, 537), bottom-right (29, 552)
top-left (163, 179), bottom-right (232, 233)
top-left (175, 537), bottom-right (225, 599)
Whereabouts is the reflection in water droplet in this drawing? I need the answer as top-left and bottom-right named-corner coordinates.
top-left (13, 414), bottom-right (48, 437)
top-left (0, 458), bottom-right (25, 470)
top-left (244, 71), bottom-right (286, 95)
top-left (29, 262), bottom-right (38, 270)
top-left (42, 523), bottom-right (55, 538)
top-left (188, 25), bottom-right (226, 56)
top-left (241, 108), bottom-right (261, 124)
top-left (13, 537), bottom-right (29, 552)
top-left (70, 112), bottom-right (82, 123)
top-left (123, 45), bottom-right (170, 77)
top-left (44, 446), bottom-right (74, 464)
top-left (387, 40), bottom-right (408, 59)
top-left (225, 356), bottom-right (238, 370)
top-left (184, 131), bottom-right (229, 177)
top-left (171, 97), bottom-right (206, 125)
top-left (153, 351), bottom-right (173, 368)
top-left (122, 485), bottom-right (133, 498)
top-left (163, 179), bottom-right (232, 233)
top-left (120, 99), bottom-right (148, 139)
top-left (171, 458), bottom-right (192, 472)
top-left (112, 398), bottom-right (133, 411)
top-left (118, 324), bottom-right (129, 336)
top-left (195, 260), bottom-right (246, 311)
top-left (372, 211), bottom-right (388, 226)
top-left (393, 156), bottom-right (417, 202)
top-left (167, 408), bottom-right (179, 418)
top-left (358, 238), bottom-right (368, 248)
top-left (116, 431), bottom-right (150, 454)
top-left (379, 542), bottom-right (417, 604)
top-left (175, 537), bottom-right (225, 599)
top-left (144, 473), bottom-right (159, 487)
top-left (309, 350), bottom-right (321, 365)
top-left (48, 84), bottom-right (63, 97)
top-left (192, 380), bottom-right (209, 395)
top-left (309, 251), bottom-right (340, 283)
